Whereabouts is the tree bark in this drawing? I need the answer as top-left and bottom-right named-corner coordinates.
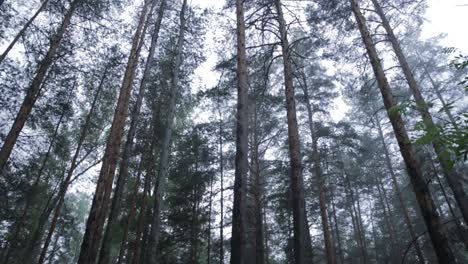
top-left (0, 0), bottom-right (77, 173)
top-left (230, 0), bottom-right (249, 263)
top-left (1, 83), bottom-right (72, 264)
top-left (217, 83), bottom-right (225, 264)
top-left (77, 0), bottom-right (152, 262)
top-left (274, 1), bottom-right (313, 263)
top-left (145, 2), bottom-right (187, 263)
top-left (301, 79), bottom-right (335, 264)
top-left (0, 0), bottom-right (50, 63)
top-left (374, 116), bottom-right (426, 264)
top-left (38, 69), bottom-right (107, 264)
top-left (330, 179), bottom-right (344, 264)
top-left (376, 180), bottom-right (399, 263)
top-left (372, 0), bottom-right (468, 227)
top-left (98, 2), bottom-right (165, 263)
top-left (350, 0), bottom-right (456, 262)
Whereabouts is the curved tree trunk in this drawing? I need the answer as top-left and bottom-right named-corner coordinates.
top-left (350, 0), bottom-right (456, 262)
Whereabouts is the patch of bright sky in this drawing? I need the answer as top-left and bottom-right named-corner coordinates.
top-left (192, 0), bottom-right (468, 123)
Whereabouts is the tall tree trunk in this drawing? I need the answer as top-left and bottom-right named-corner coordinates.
top-left (146, 2), bottom-right (187, 263)
top-left (98, 2), bottom-right (165, 263)
top-left (217, 84), bottom-right (225, 264)
top-left (374, 117), bottom-right (426, 264)
top-left (129, 96), bottom-right (161, 264)
top-left (301, 79), bottom-right (335, 264)
top-left (231, 0), bottom-right (249, 263)
top-left (274, 1), bottom-right (313, 263)
top-left (330, 178), bottom-right (344, 264)
top-left (207, 160), bottom-right (214, 264)
top-left (1, 84), bottom-right (72, 264)
top-left (371, 0), bottom-right (468, 227)
top-left (350, 0), bottom-right (456, 262)
top-left (376, 180), bottom-right (398, 263)
top-left (344, 173), bottom-right (368, 264)
top-left (0, 0), bottom-right (77, 172)
top-left (38, 70), bottom-right (108, 264)
top-left (77, 0), bottom-right (152, 262)
top-left (0, 0), bottom-right (50, 63)
top-left (251, 113), bottom-right (265, 264)
top-left (115, 152), bottom-right (145, 264)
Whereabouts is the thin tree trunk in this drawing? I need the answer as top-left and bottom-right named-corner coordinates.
top-left (374, 117), bottom-right (426, 264)
top-left (301, 79), bottom-right (335, 264)
top-left (77, 1), bottom-right (152, 262)
top-left (423, 67), bottom-right (459, 131)
top-left (372, 0), bottom-right (468, 227)
top-left (0, 0), bottom-right (50, 63)
top-left (217, 84), bottom-right (225, 264)
top-left (330, 179), bottom-right (344, 264)
top-left (346, 174), bottom-right (368, 264)
top-left (98, 2), bottom-right (165, 263)
top-left (38, 69), bottom-right (108, 264)
top-left (350, 0), bottom-right (456, 262)
top-left (274, 1), bottom-right (313, 263)
top-left (376, 181), bottom-right (398, 263)
top-left (146, 2), bottom-right (187, 262)
top-left (207, 139), bottom-right (216, 264)
top-left (230, 0), bottom-right (249, 263)
top-left (116, 152), bottom-right (145, 264)
top-left (0, 0), bottom-right (77, 172)
top-left (1, 85), bottom-right (72, 264)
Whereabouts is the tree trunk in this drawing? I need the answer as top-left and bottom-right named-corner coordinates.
top-left (374, 116), bottom-right (426, 264)
top-left (230, 0), bottom-right (249, 263)
top-left (0, 0), bottom-right (50, 63)
top-left (330, 179), bottom-right (344, 264)
top-left (217, 84), bottom-right (225, 264)
top-left (145, 2), bottom-right (187, 263)
top-left (207, 159), bottom-right (214, 264)
top-left (77, 0), bottom-right (152, 262)
top-left (350, 0), bottom-right (456, 262)
top-left (1, 83), bottom-right (72, 264)
top-left (98, 2), bottom-right (165, 263)
top-left (38, 68), bottom-right (108, 264)
top-left (301, 79), bottom-right (335, 264)
top-left (372, 0), bottom-right (468, 227)
top-left (0, 0), bottom-right (77, 172)
top-left (274, 1), bottom-right (313, 263)
top-left (376, 181), bottom-right (398, 263)
top-left (251, 113), bottom-right (265, 264)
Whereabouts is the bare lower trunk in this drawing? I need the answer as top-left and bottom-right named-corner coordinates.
top-left (116, 154), bottom-right (144, 264)
top-left (274, 1), bottom-right (313, 263)
top-left (374, 117), bottom-right (426, 264)
top-left (98, 3), bottom-right (165, 263)
top-left (146, 2), bottom-right (187, 263)
top-left (301, 80), bottom-right (335, 264)
top-left (230, 1), bottom-right (249, 263)
top-left (0, 0), bottom-right (77, 172)
top-left (330, 181), bottom-right (344, 264)
top-left (371, 0), bottom-right (468, 227)
top-left (376, 180), bottom-right (398, 263)
top-left (77, 1), bottom-right (152, 263)
top-left (0, 0), bottom-right (50, 63)
top-left (217, 86), bottom-right (225, 264)
top-left (351, 1), bottom-right (456, 262)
